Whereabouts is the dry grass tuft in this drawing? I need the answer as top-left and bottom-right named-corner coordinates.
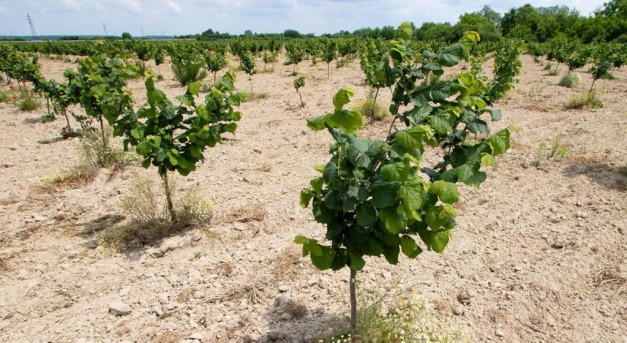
top-left (273, 246), bottom-right (302, 280)
top-left (285, 298), bottom-right (309, 319)
top-left (223, 203), bottom-right (267, 223)
top-left (593, 265), bottom-right (626, 295)
top-left (0, 258), bottom-right (8, 270)
top-left (35, 165), bottom-right (99, 193)
top-left (176, 287), bottom-right (197, 303)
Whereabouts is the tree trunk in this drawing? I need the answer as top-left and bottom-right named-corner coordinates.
top-left (327, 63), bottom-right (330, 79)
top-left (99, 117), bottom-right (107, 147)
top-left (162, 171), bottom-right (177, 223)
top-left (371, 88), bottom-right (380, 119)
top-left (350, 268), bottom-right (357, 342)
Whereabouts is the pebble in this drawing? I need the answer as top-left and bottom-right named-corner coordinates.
top-left (551, 241), bottom-right (565, 249)
top-left (189, 333), bottom-right (204, 341)
top-left (576, 211), bottom-right (588, 219)
top-left (495, 329), bottom-right (504, 337)
top-left (108, 301), bottom-right (132, 316)
top-left (278, 285), bottom-right (289, 293)
top-left (457, 290), bottom-right (472, 305)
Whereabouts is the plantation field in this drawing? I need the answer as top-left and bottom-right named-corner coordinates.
top-left (0, 53), bottom-right (626, 342)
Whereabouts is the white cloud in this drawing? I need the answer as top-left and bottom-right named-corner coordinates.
top-left (164, 0), bottom-right (182, 14)
top-left (116, 0), bottom-right (141, 13)
top-left (60, 0), bottom-right (81, 10)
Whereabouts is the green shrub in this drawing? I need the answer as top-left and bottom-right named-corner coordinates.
top-left (0, 90), bottom-right (10, 103)
top-left (171, 56), bottom-right (207, 86)
top-left (99, 176), bottom-right (213, 249)
top-left (352, 98), bottom-right (391, 122)
top-left (565, 90), bottom-right (603, 109)
top-left (318, 285), bottom-right (470, 343)
top-left (558, 72), bottom-right (581, 88)
top-left (18, 97), bottom-right (41, 111)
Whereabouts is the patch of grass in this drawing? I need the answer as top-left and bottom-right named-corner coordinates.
top-left (223, 203), bottom-right (267, 223)
top-left (241, 91), bottom-right (269, 102)
top-left (37, 164), bottom-right (99, 192)
top-left (352, 98), bottom-right (391, 122)
top-left (78, 131), bottom-right (135, 169)
top-left (336, 58), bottom-right (350, 69)
top-left (558, 72), bottom-right (581, 88)
top-left (550, 134), bottom-right (567, 161)
top-left (99, 176), bottom-right (213, 250)
top-left (0, 90), bottom-right (10, 103)
top-left (564, 90), bottom-right (603, 110)
top-left (547, 69), bottom-right (559, 76)
top-left (18, 97), bottom-right (41, 111)
top-left (318, 285), bottom-right (470, 343)
top-left (544, 63), bottom-right (553, 71)
top-left (171, 57), bottom-right (207, 86)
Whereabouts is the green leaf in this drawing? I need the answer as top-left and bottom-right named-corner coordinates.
top-left (310, 245), bottom-right (335, 270)
top-left (398, 182), bottom-right (424, 210)
top-left (348, 252), bottom-right (366, 271)
top-left (429, 111), bottom-right (454, 135)
top-left (395, 129), bottom-right (423, 149)
top-left (486, 129), bottom-right (510, 156)
top-left (382, 245), bottom-right (400, 265)
top-left (300, 189), bottom-right (313, 208)
top-left (488, 109), bottom-right (502, 121)
top-left (136, 141), bottom-right (152, 155)
top-left (456, 164), bottom-right (487, 187)
top-left (400, 236), bottom-right (422, 258)
top-left (379, 208), bottom-right (406, 234)
top-left (307, 115), bottom-right (328, 131)
top-left (431, 231), bottom-right (450, 253)
top-left (329, 109), bottom-right (363, 132)
top-left (356, 204), bottom-right (377, 226)
top-left (429, 180), bottom-right (459, 203)
top-left (332, 87), bottom-right (355, 111)
top-left (381, 162), bottom-right (408, 182)
top-left (372, 184), bottom-right (397, 208)
top-left (481, 154), bottom-right (498, 170)
top-left (188, 81), bottom-right (202, 96)
top-left (465, 31), bottom-right (480, 43)
top-left (437, 53), bottom-right (460, 67)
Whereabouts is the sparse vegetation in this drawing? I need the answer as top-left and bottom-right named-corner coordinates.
top-left (565, 90), bottom-right (603, 109)
top-left (558, 71), bottom-right (581, 88)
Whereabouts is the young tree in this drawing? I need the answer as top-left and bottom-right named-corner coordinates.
top-left (118, 72), bottom-right (243, 222)
top-left (297, 25), bottom-right (521, 341)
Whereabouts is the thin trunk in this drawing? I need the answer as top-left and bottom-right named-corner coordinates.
top-left (99, 117), bottom-right (106, 147)
top-left (46, 97), bottom-right (50, 116)
top-left (371, 88), bottom-right (380, 119)
top-left (297, 89), bottom-right (304, 107)
top-left (327, 63), bottom-right (330, 80)
top-left (213, 72), bottom-right (217, 86)
top-left (249, 77), bottom-right (254, 94)
top-left (589, 79), bottom-right (596, 93)
top-left (63, 109), bottom-right (72, 134)
top-left (350, 268), bottom-right (357, 342)
top-left (162, 171), bottom-right (177, 223)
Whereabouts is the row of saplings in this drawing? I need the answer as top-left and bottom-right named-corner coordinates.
top-left (20, 26), bottom-right (520, 342)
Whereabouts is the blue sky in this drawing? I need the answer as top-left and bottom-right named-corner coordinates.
top-left (0, 0), bottom-right (605, 36)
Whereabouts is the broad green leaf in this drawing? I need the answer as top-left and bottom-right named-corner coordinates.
top-left (431, 231), bottom-right (450, 253)
top-left (400, 236), bottom-right (422, 258)
top-left (382, 245), bottom-right (400, 265)
top-left (381, 162), bottom-right (408, 182)
top-left (310, 245), bottom-right (335, 270)
top-left (307, 115), bottom-right (328, 131)
top-left (136, 141), bottom-right (152, 155)
top-left (465, 31), bottom-right (480, 43)
top-left (188, 81), bottom-right (202, 96)
top-left (398, 182), bottom-right (424, 210)
top-left (486, 129), bottom-right (510, 156)
top-left (429, 111), bottom-right (454, 135)
top-left (356, 204), bottom-right (377, 226)
top-left (348, 252), bottom-right (366, 271)
top-left (379, 208), bottom-right (406, 234)
top-left (429, 180), bottom-right (460, 204)
top-left (437, 53), bottom-right (460, 67)
top-left (329, 109), bottom-right (363, 132)
top-left (332, 87), bottom-right (355, 111)
top-left (489, 109), bottom-right (502, 121)
top-left (456, 164), bottom-right (487, 187)
top-left (372, 184), bottom-right (397, 208)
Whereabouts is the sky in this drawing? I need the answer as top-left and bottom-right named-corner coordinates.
top-left (0, 0), bottom-right (606, 37)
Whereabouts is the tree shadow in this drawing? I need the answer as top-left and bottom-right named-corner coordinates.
top-left (255, 296), bottom-right (347, 343)
top-left (562, 162), bottom-right (627, 192)
top-left (78, 212), bottom-right (203, 261)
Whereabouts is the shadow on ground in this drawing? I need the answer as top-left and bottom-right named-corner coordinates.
top-left (562, 162), bottom-right (627, 192)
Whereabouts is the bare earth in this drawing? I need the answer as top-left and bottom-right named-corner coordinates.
top-left (0, 54), bottom-right (625, 343)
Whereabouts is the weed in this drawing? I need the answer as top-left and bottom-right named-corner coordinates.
top-left (336, 58), bottom-right (350, 69)
top-left (0, 90), bottom-right (10, 103)
top-left (318, 285), bottom-right (470, 343)
top-left (550, 134), bottom-right (567, 161)
top-left (18, 97), bottom-right (41, 111)
top-left (543, 63), bottom-right (553, 71)
top-left (558, 72), bottom-right (581, 88)
top-left (99, 176), bottom-right (213, 249)
top-left (171, 57), bottom-right (207, 86)
top-left (548, 69), bottom-right (559, 76)
top-left (78, 131), bottom-right (134, 169)
top-left (352, 97), bottom-right (391, 122)
top-left (240, 91), bottom-right (269, 102)
top-left (534, 142), bottom-right (548, 168)
top-left (564, 90), bottom-right (603, 109)
top-left (38, 164), bottom-right (99, 192)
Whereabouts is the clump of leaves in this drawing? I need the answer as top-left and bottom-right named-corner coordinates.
top-left (564, 90), bottom-right (603, 109)
top-left (240, 53), bottom-right (257, 93)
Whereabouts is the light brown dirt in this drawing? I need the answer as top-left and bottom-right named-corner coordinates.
top-left (0, 54), bottom-right (625, 343)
